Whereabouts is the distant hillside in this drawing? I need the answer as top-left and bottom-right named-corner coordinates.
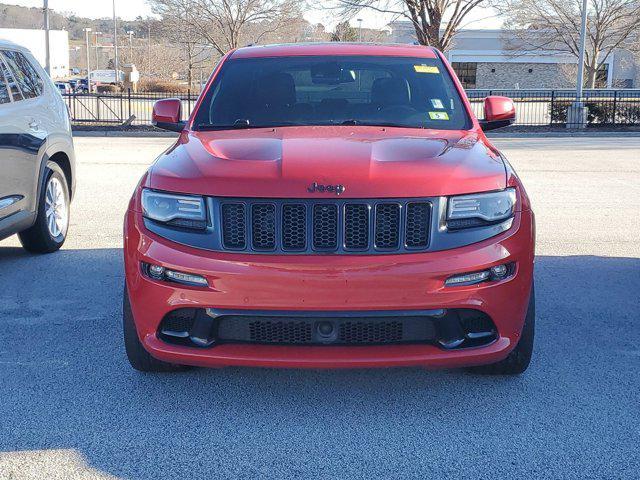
top-left (0, 3), bottom-right (156, 41)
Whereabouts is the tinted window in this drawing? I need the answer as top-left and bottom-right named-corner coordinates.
top-left (2, 50), bottom-right (43, 99)
top-left (194, 55), bottom-right (469, 130)
top-left (0, 59), bottom-right (9, 104)
top-left (0, 53), bottom-right (23, 101)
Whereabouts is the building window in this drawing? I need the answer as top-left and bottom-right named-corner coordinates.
top-left (452, 62), bottom-right (477, 89)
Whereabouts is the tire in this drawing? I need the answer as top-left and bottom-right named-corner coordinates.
top-left (123, 286), bottom-right (186, 372)
top-left (468, 284), bottom-right (535, 375)
top-left (18, 162), bottom-right (70, 253)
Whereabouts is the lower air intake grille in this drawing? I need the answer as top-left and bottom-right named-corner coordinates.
top-left (249, 320), bottom-right (313, 344)
top-left (339, 321), bottom-right (403, 343)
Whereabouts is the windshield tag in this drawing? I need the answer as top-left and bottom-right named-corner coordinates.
top-left (429, 111), bottom-right (449, 120)
top-left (414, 65), bottom-right (439, 74)
top-left (430, 99), bottom-right (445, 109)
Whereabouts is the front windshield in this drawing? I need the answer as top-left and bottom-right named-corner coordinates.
top-left (193, 55), bottom-right (470, 130)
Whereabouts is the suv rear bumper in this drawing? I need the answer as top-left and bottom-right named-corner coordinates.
top-left (124, 209), bottom-right (534, 369)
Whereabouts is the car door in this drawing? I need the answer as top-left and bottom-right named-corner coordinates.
top-left (0, 49), bottom-right (46, 224)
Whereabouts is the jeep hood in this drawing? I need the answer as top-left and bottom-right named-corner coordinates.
top-left (148, 126), bottom-right (506, 198)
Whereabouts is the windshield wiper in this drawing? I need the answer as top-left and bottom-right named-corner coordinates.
top-left (337, 120), bottom-right (423, 128)
top-left (196, 120), bottom-right (304, 131)
top-left (196, 119), bottom-right (252, 130)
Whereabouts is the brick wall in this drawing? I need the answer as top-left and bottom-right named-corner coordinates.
top-left (476, 62), bottom-right (575, 89)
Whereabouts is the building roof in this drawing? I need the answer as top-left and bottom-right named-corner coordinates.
top-left (231, 42), bottom-right (438, 59)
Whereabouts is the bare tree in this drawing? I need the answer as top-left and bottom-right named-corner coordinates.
top-left (149, 0), bottom-right (211, 87)
top-left (331, 21), bottom-right (359, 41)
top-left (493, 0), bottom-right (640, 87)
top-left (331, 0), bottom-right (486, 51)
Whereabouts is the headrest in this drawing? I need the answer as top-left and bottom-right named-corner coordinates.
top-left (254, 72), bottom-right (296, 107)
top-left (371, 77), bottom-right (410, 105)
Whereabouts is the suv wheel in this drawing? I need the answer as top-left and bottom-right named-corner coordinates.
top-left (18, 162), bottom-right (69, 253)
top-left (468, 283), bottom-right (535, 375)
top-left (123, 286), bottom-right (187, 372)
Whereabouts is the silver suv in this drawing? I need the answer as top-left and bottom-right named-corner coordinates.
top-left (0, 39), bottom-right (75, 253)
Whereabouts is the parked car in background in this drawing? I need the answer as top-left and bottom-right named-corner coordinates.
top-left (54, 81), bottom-right (72, 95)
top-left (123, 43), bottom-right (535, 375)
top-left (68, 78), bottom-right (89, 93)
top-left (0, 39), bottom-right (75, 253)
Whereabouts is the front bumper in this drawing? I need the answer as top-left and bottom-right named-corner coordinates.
top-left (124, 209), bottom-right (534, 369)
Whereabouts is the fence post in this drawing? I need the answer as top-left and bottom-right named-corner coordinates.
top-left (550, 90), bottom-right (555, 125)
top-left (96, 94), bottom-right (100, 122)
top-left (612, 90), bottom-right (617, 125)
top-left (187, 89), bottom-right (192, 116)
top-left (128, 88), bottom-right (132, 121)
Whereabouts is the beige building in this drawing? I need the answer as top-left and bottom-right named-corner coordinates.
top-left (389, 24), bottom-right (638, 89)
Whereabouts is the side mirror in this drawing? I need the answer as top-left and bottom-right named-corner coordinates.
top-left (480, 96), bottom-right (516, 131)
top-left (152, 98), bottom-right (185, 132)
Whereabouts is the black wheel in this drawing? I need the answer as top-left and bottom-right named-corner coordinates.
top-left (123, 286), bottom-right (186, 372)
top-left (468, 284), bottom-right (535, 375)
top-left (18, 162), bottom-right (70, 253)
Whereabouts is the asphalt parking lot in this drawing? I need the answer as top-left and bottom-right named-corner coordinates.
top-left (1, 135), bottom-right (639, 479)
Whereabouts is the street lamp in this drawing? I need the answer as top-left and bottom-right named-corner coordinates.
top-left (127, 30), bottom-right (134, 60)
top-left (569, 0), bottom-right (589, 128)
top-left (83, 27), bottom-right (91, 85)
top-left (112, 0), bottom-right (119, 84)
top-left (43, 0), bottom-right (50, 75)
top-left (357, 18), bottom-right (363, 42)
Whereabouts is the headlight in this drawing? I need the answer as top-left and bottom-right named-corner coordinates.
top-left (447, 188), bottom-right (516, 229)
top-left (141, 189), bottom-right (207, 229)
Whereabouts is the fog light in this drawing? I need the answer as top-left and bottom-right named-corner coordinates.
top-left (143, 262), bottom-right (208, 287)
top-left (148, 264), bottom-right (165, 279)
top-left (490, 264), bottom-right (508, 278)
top-left (445, 270), bottom-right (491, 286)
top-left (165, 270), bottom-right (208, 287)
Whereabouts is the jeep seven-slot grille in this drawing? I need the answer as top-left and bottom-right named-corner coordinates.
top-left (220, 199), bottom-right (431, 254)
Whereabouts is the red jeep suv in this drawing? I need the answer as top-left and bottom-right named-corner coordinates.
top-left (123, 43), bottom-right (535, 374)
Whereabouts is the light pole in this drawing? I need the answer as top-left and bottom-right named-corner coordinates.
top-left (43, 0), bottom-right (50, 76)
top-left (83, 27), bottom-right (91, 85)
top-left (569, 0), bottom-right (589, 128)
top-left (147, 24), bottom-right (151, 78)
top-left (357, 18), bottom-right (363, 42)
top-left (112, 0), bottom-right (119, 83)
top-left (127, 30), bottom-right (134, 60)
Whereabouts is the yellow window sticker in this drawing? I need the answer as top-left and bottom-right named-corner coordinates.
top-left (414, 65), bottom-right (439, 74)
top-left (429, 111), bottom-right (449, 120)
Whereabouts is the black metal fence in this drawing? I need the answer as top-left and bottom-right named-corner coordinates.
top-left (466, 90), bottom-right (640, 126)
top-left (63, 90), bottom-right (199, 126)
top-left (63, 89), bottom-right (640, 127)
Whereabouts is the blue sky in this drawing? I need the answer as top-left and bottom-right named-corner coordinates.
top-left (4, 0), bottom-right (501, 30)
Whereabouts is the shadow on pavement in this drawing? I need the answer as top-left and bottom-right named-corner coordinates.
top-left (0, 248), bottom-right (638, 479)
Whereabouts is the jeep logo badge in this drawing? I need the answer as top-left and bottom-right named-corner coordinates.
top-left (307, 182), bottom-right (345, 196)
